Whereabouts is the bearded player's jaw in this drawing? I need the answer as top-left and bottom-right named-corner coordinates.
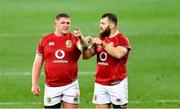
top-left (100, 27), bottom-right (111, 37)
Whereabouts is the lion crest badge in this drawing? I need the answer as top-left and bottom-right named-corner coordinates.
top-left (66, 40), bottom-right (72, 48)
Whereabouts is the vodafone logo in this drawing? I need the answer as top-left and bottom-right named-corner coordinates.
top-left (99, 52), bottom-right (107, 61)
top-left (55, 50), bottom-right (65, 59)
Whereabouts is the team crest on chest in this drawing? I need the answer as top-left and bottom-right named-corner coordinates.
top-left (65, 40), bottom-right (72, 48)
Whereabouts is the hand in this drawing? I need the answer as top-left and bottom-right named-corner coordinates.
top-left (92, 38), bottom-right (102, 45)
top-left (31, 84), bottom-right (40, 96)
top-left (73, 28), bottom-right (83, 38)
top-left (84, 36), bottom-right (93, 44)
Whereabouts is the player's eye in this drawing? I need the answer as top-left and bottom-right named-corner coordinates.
top-left (102, 22), bottom-right (106, 25)
top-left (66, 22), bottom-right (70, 25)
top-left (61, 22), bottom-right (65, 24)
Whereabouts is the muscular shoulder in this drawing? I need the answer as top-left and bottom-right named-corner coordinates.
top-left (39, 33), bottom-right (54, 45)
top-left (116, 33), bottom-right (131, 50)
top-left (116, 33), bottom-right (128, 40)
top-left (41, 33), bottom-right (54, 41)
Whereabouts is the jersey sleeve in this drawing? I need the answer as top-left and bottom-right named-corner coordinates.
top-left (118, 35), bottom-right (131, 50)
top-left (36, 37), bottom-right (45, 56)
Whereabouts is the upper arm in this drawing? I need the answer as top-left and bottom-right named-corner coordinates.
top-left (76, 41), bottom-right (83, 51)
top-left (33, 54), bottom-right (44, 68)
top-left (116, 35), bottom-right (131, 58)
top-left (115, 46), bottom-right (128, 59)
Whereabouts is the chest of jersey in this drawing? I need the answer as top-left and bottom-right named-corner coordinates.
top-left (43, 36), bottom-right (78, 62)
top-left (96, 37), bottom-right (119, 63)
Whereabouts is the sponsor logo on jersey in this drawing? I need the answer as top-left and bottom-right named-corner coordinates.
top-left (49, 42), bottom-right (55, 46)
top-left (65, 40), bottom-right (72, 48)
top-left (98, 52), bottom-right (109, 66)
top-left (99, 52), bottom-right (107, 61)
top-left (55, 50), bottom-right (65, 59)
top-left (53, 49), bottom-right (68, 63)
top-left (98, 62), bottom-right (109, 66)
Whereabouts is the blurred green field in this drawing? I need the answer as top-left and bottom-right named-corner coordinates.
top-left (0, 0), bottom-right (180, 108)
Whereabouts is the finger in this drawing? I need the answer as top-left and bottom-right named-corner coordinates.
top-left (32, 88), bottom-right (39, 94)
top-left (87, 37), bottom-right (93, 43)
top-left (32, 91), bottom-right (36, 95)
top-left (73, 30), bottom-right (77, 33)
top-left (34, 90), bottom-right (40, 96)
top-left (89, 37), bottom-right (93, 41)
top-left (75, 27), bottom-right (79, 31)
top-left (35, 92), bottom-right (40, 96)
top-left (73, 28), bottom-right (78, 31)
top-left (73, 29), bottom-right (80, 34)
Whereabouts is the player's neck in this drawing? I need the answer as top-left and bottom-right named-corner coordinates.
top-left (54, 31), bottom-right (65, 37)
top-left (109, 29), bottom-right (119, 38)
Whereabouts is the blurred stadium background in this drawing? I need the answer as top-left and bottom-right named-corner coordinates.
top-left (0, 0), bottom-right (180, 108)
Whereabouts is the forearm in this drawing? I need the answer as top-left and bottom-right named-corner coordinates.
top-left (79, 35), bottom-right (88, 47)
top-left (32, 55), bottom-right (43, 85)
top-left (82, 47), bottom-right (95, 59)
top-left (32, 64), bottom-right (41, 85)
top-left (102, 41), bottom-right (127, 59)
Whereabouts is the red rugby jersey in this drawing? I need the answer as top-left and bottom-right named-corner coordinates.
top-left (95, 33), bottom-right (131, 85)
top-left (37, 33), bottom-right (81, 87)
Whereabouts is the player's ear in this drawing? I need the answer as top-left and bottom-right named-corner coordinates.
top-left (109, 23), bottom-right (114, 29)
top-left (54, 19), bottom-right (57, 25)
top-left (54, 20), bottom-right (57, 27)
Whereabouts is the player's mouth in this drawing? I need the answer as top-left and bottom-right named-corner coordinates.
top-left (63, 27), bottom-right (69, 31)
